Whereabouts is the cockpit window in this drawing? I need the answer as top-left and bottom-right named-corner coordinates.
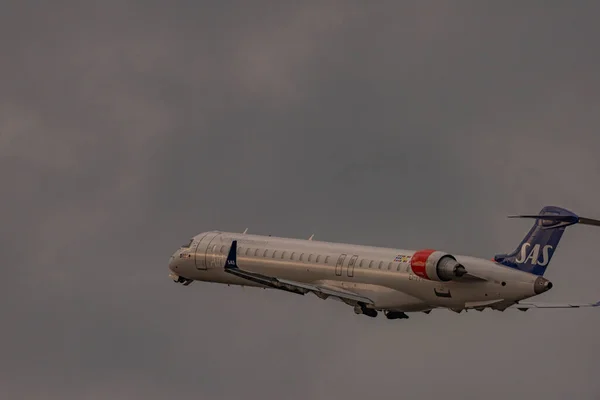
top-left (181, 238), bottom-right (193, 248)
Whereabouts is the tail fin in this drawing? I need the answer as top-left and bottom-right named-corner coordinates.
top-left (494, 206), bottom-right (600, 275)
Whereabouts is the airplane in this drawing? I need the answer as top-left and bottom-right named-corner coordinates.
top-left (168, 206), bottom-right (600, 319)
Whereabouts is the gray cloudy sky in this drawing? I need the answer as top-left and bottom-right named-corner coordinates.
top-left (1, 2), bottom-right (599, 399)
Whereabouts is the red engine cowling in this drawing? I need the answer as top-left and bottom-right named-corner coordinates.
top-left (410, 249), bottom-right (467, 282)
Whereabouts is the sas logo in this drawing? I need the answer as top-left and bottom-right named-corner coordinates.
top-left (515, 243), bottom-right (553, 266)
top-left (394, 255), bottom-right (411, 263)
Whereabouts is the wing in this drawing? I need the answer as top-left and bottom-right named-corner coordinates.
top-left (223, 240), bottom-right (373, 305)
top-left (509, 301), bottom-right (600, 311)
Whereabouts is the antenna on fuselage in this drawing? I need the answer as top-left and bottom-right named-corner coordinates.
top-left (243, 228), bottom-right (248, 234)
top-left (308, 234), bottom-right (314, 240)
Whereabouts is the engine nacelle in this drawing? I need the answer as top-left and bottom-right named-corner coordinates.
top-left (410, 249), bottom-right (467, 282)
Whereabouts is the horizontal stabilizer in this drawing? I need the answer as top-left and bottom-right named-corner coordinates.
top-left (508, 214), bottom-right (578, 222)
top-left (578, 217), bottom-right (600, 227)
top-left (508, 210), bottom-right (600, 229)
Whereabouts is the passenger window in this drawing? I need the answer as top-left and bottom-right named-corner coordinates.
top-left (263, 249), bottom-right (268, 257)
top-left (316, 255), bottom-right (321, 263)
top-left (299, 253), bottom-right (304, 261)
top-left (388, 262), bottom-right (392, 270)
top-left (239, 247), bottom-right (243, 254)
top-left (220, 245), bottom-right (226, 254)
top-left (245, 248), bottom-right (251, 256)
top-left (273, 251), bottom-right (278, 258)
top-left (291, 252), bottom-right (296, 260)
top-left (308, 254), bottom-right (312, 262)
top-left (378, 261), bottom-right (383, 269)
top-left (369, 260), bottom-right (374, 268)
top-left (325, 256), bottom-right (330, 263)
top-left (282, 251), bottom-right (287, 259)
top-left (405, 265), bottom-right (410, 272)
top-left (397, 263), bottom-right (401, 271)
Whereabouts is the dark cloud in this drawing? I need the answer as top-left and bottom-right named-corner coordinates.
top-left (1, 2), bottom-right (599, 399)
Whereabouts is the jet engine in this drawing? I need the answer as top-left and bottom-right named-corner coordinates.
top-left (410, 249), bottom-right (467, 282)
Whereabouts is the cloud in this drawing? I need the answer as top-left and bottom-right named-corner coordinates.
top-left (1, 2), bottom-right (599, 399)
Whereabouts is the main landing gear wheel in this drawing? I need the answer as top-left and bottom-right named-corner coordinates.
top-left (354, 304), bottom-right (378, 318)
top-left (384, 310), bottom-right (409, 320)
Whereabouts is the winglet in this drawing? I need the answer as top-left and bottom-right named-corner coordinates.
top-left (225, 240), bottom-right (238, 269)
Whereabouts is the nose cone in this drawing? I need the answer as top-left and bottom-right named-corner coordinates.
top-left (168, 250), bottom-right (179, 272)
top-left (534, 276), bottom-right (553, 294)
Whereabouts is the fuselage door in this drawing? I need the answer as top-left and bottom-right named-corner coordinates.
top-left (194, 232), bottom-right (219, 270)
top-left (347, 255), bottom-right (358, 277)
top-left (335, 254), bottom-right (346, 276)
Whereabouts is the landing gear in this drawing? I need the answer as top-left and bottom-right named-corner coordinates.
top-left (384, 310), bottom-right (409, 320)
top-left (363, 308), bottom-right (377, 318)
top-left (354, 304), bottom-right (378, 318)
top-left (170, 273), bottom-right (193, 286)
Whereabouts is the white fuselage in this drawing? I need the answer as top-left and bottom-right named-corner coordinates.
top-left (168, 231), bottom-right (543, 312)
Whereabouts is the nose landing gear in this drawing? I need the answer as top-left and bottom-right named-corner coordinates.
top-left (170, 273), bottom-right (193, 286)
